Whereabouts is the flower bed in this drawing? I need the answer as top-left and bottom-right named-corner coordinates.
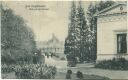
top-left (2, 64), bottom-right (57, 79)
top-left (14, 64), bottom-right (57, 79)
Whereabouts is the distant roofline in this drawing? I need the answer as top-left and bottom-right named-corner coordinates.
top-left (47, 33), bottom-right (59, 42)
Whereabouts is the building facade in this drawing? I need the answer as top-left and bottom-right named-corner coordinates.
top-left (95, 3), bottom-right (127, 61)
top-left (36, 34), bottom-right (65, 59)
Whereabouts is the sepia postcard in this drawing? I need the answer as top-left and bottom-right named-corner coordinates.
top-left (1, 0), bottom-right (128, 80)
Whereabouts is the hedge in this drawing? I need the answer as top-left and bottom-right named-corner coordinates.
top-left (95, 57), bottom-right (128, 70)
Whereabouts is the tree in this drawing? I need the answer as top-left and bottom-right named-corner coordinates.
top-left (76, 1), bottom-right (88, 62)
top-left (65, 1), bottom-right (89, 65)
top-left (1, 6), bottom-right (37, 64)
top-left (64, 1), bottom-right (78, 66)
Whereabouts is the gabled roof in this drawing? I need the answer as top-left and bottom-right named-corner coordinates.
top-left (94, 3), bottom-right (127, 17)
top-left (47, 34), bottom-right (59, 43)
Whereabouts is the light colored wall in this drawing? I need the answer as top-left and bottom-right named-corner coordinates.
top-left (97, 14), bottom-right (127, 61)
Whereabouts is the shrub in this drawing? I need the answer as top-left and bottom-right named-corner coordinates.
top-left (76, 71), bottom-right (83, 79)
top-left (66, 70), bottom-right (72, 79)
top-left (1, 64), bottom-right (15, 73)
top-left (95, 57), bottom-right (128, 70)
top-left (14, 64), bottom-right (57, 79)
top-left (67, 56), bottom-right (77, 67)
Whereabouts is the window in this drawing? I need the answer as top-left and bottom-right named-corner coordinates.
top-left (117, 33), bottom-right (127, 54)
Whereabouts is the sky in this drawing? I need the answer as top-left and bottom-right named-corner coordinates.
top-left (3, 1), bottom-right (91, 42)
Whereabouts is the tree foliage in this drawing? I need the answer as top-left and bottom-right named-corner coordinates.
top-left (1, 7), bottom-right (37, 64)
top-left (76, 2), bottom-right (88, 62)
top-left (64, 1), bottom-right (88, 66)
top-left (64, 1), bottom-right (78, 66)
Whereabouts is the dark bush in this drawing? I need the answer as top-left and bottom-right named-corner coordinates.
top-left (76, 71), bottom-right (83, 79)
top-left (67, 56), bottom-right (77, 67)
top-left (66, 70), bottom-right (72, 79)
top-left (95, 57), bottom-right (128, 70)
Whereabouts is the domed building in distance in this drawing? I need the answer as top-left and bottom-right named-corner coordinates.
top-left (36, 34), bottom-right (66, 60)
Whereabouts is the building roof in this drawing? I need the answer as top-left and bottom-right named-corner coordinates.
top-left (94, 2), bottom-right (127, 17)
top-left (47, 34), bottom-right (59, 44)
top-left (36, 34), bottom-right (64, 49)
